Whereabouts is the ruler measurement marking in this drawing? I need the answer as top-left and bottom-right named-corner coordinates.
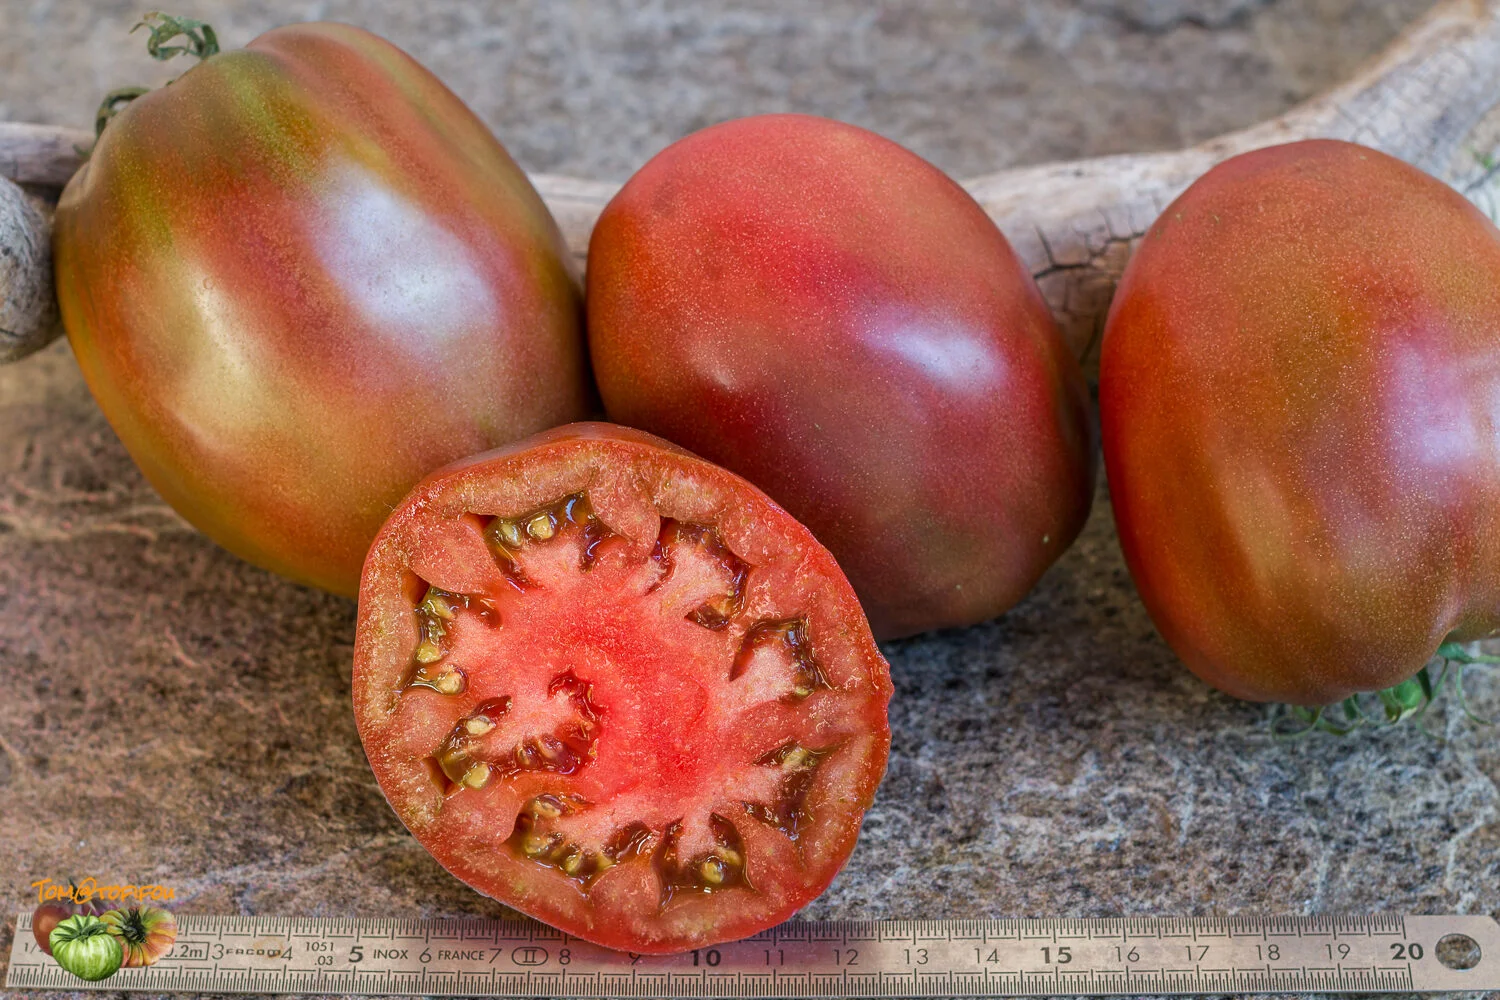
top-left (5, 915), bottom-right (1496, 997)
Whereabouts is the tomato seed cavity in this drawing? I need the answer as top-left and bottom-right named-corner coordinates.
top-left (383, 478), bottom-right (876, 917)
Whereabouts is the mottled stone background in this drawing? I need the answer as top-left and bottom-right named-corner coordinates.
top-left (2, 2), bottom-right (1496, 1000)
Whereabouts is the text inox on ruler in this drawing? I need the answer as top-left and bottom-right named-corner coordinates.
top-left (7, 913), bottom-right (1500, 997)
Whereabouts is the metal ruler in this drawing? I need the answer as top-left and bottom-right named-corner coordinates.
top-left (7, 912), bottom-right (1499, 997)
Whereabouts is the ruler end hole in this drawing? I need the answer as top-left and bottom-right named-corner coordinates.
top-left (1436, 933), bottom-right (1482, 971)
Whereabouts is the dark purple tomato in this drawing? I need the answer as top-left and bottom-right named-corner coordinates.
top-left (586, 114), bottom-right (1095, 639)
top-left (1102, 140), bottom-right (1500, 704)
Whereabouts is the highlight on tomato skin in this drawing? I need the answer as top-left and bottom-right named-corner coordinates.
top-left (586, 113), bottom-right (1096, 641)
top-left (53, 20), bottom-right (591, 598)
top-left (353, 423), bottom-right (893, 954)
top-left (1099, 138), bottom-right (1500, 708)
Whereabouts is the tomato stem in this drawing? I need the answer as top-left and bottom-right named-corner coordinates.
top-left (1436, 640), bottom-right (1500, 666)
top-left (92, 13), bottom-right (221, 142)
top-left (1435, 642), bottom-right (1500, 726)
top-left (1272, 642), bottom-right (1495, 739)
top-left (132, 13), bottom-right (220, 63)
top-left (93, 88), bottom-right (150, 140)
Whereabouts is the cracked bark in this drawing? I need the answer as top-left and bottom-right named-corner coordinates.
top-left (0, 0), bottom-right (1498, 374)
top-left (0, 176), bottom-right (59, 362)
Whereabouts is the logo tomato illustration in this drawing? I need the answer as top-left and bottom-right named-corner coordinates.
top-left (100, 906), bottom-right (178, 967)
top-left (48, 915), bottom-right (123, 982)
top-left (30, 890), bottom-right (101, 956)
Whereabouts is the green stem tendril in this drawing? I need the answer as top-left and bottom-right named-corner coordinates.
top-left (91, 13), bottom-right (221, 144)
top-left (132, 12), bottom-right (220, 62)
top-left (94, 87), bottom-right (150, 139)
top-left (1436, 642), bottom-right (1500, 727)
top-left (1272, 642), bottom-right (1496, 740)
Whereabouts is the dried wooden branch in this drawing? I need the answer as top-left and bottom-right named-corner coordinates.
top-left (967, 0), bottom-right (1500, 367)
top-left (0, 122), bottom-right (90, 189)
top-left (2, 0), bottom-right (1497, 370)
top-left (0, 176), bottom-right (59, 362)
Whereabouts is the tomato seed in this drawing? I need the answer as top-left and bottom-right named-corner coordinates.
top-left (431, 670), bottom-right (466, 695)
top-left (421, 591), bottom-right (458, 620)
top-left (522, 831), bottom-right (559, 858)
top-left (463, 716), bottom-right (495, 736)
top-left (528, 795), bottom-right (566, 819)
top-left (460, 762), bottom-right (491, 789)
top-left (437, 748), bottom-right (472, 784)
top-left (489, 519), bottom-right (524, 549)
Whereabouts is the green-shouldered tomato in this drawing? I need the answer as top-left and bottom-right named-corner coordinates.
top-left (49, 915), bottom-right (123, 982)
top-left (55, 20), bottom-right (591, 595)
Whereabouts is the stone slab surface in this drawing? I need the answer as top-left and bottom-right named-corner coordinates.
top-left (2, 3), bottom-right (1497, 1000)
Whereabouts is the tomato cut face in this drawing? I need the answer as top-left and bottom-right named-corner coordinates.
top-left (353, 424), bottom-right (892, 953)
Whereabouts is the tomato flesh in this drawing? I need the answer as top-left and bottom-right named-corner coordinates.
top-left (354, 424), bottom-right (892, 953)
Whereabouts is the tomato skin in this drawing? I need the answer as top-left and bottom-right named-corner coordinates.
top-left (32, 899), bottom-right (100, 956)
top-left (101, 906), bottom-right (178, 967)
top-left (1100, 139), bottom-right (1500, 705)
top-left (354, 422), bottom-right (891, 953)
top-left (49, 916), bottom-right (123, 982)
top-left (586, 114), bottom-right (1095, 640)
top-left (54, 22), bottom-right (590, 596)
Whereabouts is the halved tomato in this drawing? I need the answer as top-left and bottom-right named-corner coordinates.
top-left (353, 423), bottom-right (892, 953)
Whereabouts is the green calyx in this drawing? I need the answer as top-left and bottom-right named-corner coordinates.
top-left (49, 914), bottom-right (110, 946)
top-left (105, 907), bottom-right (150, 945)
top-left (92, 13), bottom-right (221, 141)
top-left (1273, 641), bottom-right (1497, 739)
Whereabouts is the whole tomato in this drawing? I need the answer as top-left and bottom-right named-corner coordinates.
top-left (101, 906), bottom-right (178, 967)
top-left (54, 21), bottom-right (591, 596)
top-left (1100, 140), bottom-right (1500, 705)
top-left (31, 892), bottom-right (100, 956)
top-left (586, 114), bottom-right (1095, 640)
top-left (49, 915), bottom-right (123, 982)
